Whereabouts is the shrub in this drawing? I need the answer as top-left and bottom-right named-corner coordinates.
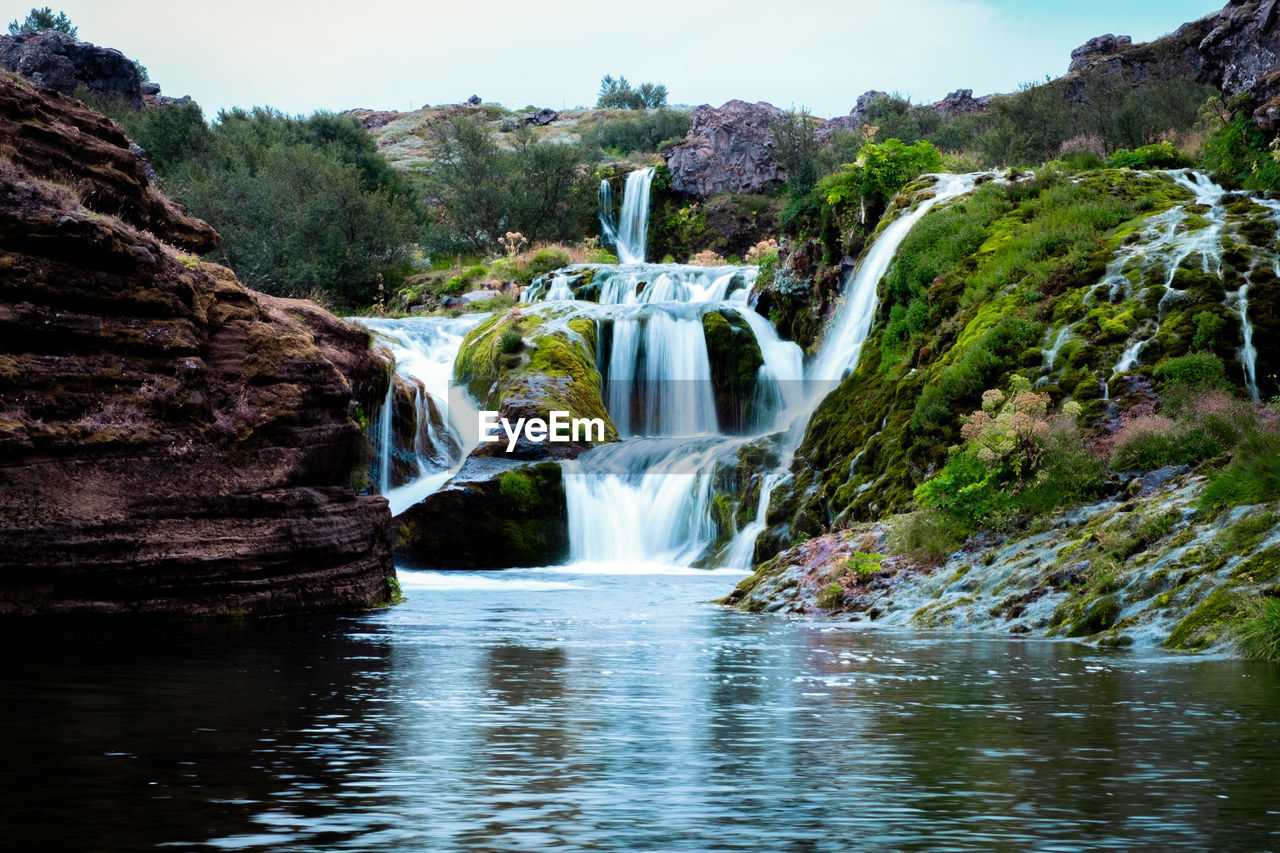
top-left (8, 6), bottom-right (75, 36)
top-left (528, 247), bottom-right (572, 276)
top-left (1112, 391), bottom-right (1255, 471)
top-left (585, 109), bottom-right (689, 155)
top-left (889, 510), bottom-right (963, 562)
top-left (817, 582), bottom-right (845, 610)
top-left (1153, 352), bottom-right (1231, 394)
top-left (1108, 141), bottom-right (1192, 170)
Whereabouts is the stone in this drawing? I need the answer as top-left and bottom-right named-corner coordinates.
top-left (0, 78), bottom-right (394, 617)
top-left (465, 94), bottom-right (482, 106)
top-left (1068, 34), bottom-right (1134, 73)
top-left (0, 30), bottom-right (142, 108)
top-left (1138, 465), bottom-right (1192, 497)
top-left (522, 107), bottom-right (558, 126)
top-left (931, 88), bottom-right (992, 116)
top-left (665, 100), bottom-right (785, 197)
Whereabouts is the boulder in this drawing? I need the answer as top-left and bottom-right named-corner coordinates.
top-left (522, 107), bottom-right (558, 126)
top-left (0, 78), bottom-right (394, 616)
top-left (395, 459), bottom-right (568, 569)
top-left (665, 100), bottom-right (785, 197)
top-left (0, 30), bottom-right (142, 107)
top-left (465, 94), bottom-right (482, 106)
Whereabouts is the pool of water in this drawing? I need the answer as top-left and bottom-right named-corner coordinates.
top-left (3, 563), bottom-right (1278, 851)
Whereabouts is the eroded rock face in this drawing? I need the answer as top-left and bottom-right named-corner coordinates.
top-left (665, 100), bottom-right (785, 197)
top-left (931, 88), bottom-right (992, 116)
top-left (0, 31), bottom-right (142, 107)
top-left (1068, 34), bottom-right (1134, 73)
top-left (0, 78), bottom-right (394, 616)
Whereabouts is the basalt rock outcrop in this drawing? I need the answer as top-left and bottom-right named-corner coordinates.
top-left (665, 100), bottom-right (785, 197)
top-left (1067, 1), bottom-right (1280, 126)
top-left (0, 31), bottom-right (143, 107)
top-left (0, 76), bottom-right (395, 616)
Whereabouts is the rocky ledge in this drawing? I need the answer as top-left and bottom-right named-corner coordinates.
top-left (0, 74), bottom-right (395, 616)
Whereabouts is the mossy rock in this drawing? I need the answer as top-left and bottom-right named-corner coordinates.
top-left (702, 309), bottom-right (764, 433)
top-left (1164, 584), bottom-right (1248, 651)
top-left (395, 460), bottom-right (568, 569)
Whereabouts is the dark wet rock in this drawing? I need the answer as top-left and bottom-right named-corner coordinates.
top-left (465, 94), bottom-right (482, 106)
top-left (1138, 465), bottom-right (1193, 497)
top-left (395, 460), bottom-right (567, 569)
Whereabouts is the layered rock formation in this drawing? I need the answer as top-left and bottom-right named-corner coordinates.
top-left (0, 75), bottom-right (395, 616)
top-left (665, 100), bottom-right (785, 197)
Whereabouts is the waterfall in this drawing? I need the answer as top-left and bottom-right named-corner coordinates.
top-left (600, 167), bottom-right (655, 264)
top-left (806, 173), bottom-right (982, 384)
top-left (354, 315), bottom-right (487, 516)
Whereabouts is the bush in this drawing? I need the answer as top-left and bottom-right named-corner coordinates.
top-left (1201, 95), bottom-right (1280, 192)
top-left (1153, 352), bottom-right (1231, 400)
top-left (817, 582), bottom-right (845, 610)
top-left (1108, 142), bottom-right (1192, 170)
top-left (585, 109), bottom-right (689, 155)
top-left (889, 510), bottom-right (963, 562)
top-left (816, 138), bottom-right (943, 223)
top-left (1112, 391), bottom-right (1256, 471)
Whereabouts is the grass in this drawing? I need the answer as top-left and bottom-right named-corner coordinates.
top-left (1235, 598), bottom-right (1280, 661)
top-left (1200, 431), bottom-right (1280, 510)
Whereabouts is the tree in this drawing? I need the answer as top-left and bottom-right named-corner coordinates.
top-left (8, 7), bottom-right (77, 37)
top-left (597, 75), bottom-right (668, 110)
top-left (769, 108), bottom-right (823, 195)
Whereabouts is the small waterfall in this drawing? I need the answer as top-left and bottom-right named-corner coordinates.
top-left (604, 311), bottom-right (720, 436)
top-left (807, 173), bottom-right (982, 384)
top-left (600, 167), bottom-right (655, 264)
top-left (354, 315), bottom-right (488, 516)
top-left (723, 469), bottom-right (788, 570)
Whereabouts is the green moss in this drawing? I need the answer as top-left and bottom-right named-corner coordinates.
top-left (1165, 584), bottom-right (1249, 651)
top-left (702, 310), bottom-right (764, 432)
top-left (1232, 547), bottom-right (1280, 584)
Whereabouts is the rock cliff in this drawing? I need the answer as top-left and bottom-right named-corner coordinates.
top-left (665, 100), bottom-right (785, 197)
top-left (0, 74), bottom-right (395, 616)
top-left (0, 30), bottom-right (143, 107)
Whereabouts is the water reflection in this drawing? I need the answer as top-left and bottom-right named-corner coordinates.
top-left (2, 567), bottom-right (1278, 851)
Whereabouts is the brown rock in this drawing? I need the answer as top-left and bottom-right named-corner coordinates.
top-left (0, 76), bottom-right (394, 617)
top-left (665, 100), bottom-right (785, 197)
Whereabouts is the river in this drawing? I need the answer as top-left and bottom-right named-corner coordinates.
top-left (3, 564), bottom-right (1278, 851)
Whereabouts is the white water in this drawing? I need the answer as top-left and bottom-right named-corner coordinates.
top-left (354, 315), bottom-right (488, 515)
top-left (599, 167), bottom-right (655, 264)
top-left (807, 173), bottom-right (984, 384)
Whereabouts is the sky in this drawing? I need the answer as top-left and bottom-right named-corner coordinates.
top-left (43, 0), bottom-right (1221, 118)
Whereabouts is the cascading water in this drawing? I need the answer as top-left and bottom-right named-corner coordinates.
top-left (807, 173), bottom-right (983, 384)
top-left (544, 171), bottom-right (988, 568)
top-left (599, 167), bottom-right (655, 264)
top-left (353, 315), bottom-right (488, 515)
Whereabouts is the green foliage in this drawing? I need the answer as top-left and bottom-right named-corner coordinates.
top-left (1199, 430), bottom-right (1280, 510)
top-left (1153, 352), bottom-right (1231, 395)
top-left (584, 109), bottom-right (689, 154)
top-left (817, 582), bottom-right (845, 610)
top-left (1112, 391), bottom-right (1254, 471)
top-left (769, 109), bottom-right (824, 195)
top-left (428, 118), bottom-right (595, 252)
top-left (889, 510), bottom-right (963, 562)
top-left (596, 75), bottom-right (668, 110)
top-left (1108, 142), bottom-right (1191, 170)
top-left (1191, 311), bottom-right (1227, 352)
top-left (8, 6), bottom-right (75, 36)
top-left (816, 139), bottom-right (942, 222)
top-left (1236, 598), bottom-right (1280, 661)
top-left (114, 99), bottom-right (211, 173)
top-left (1201, 95), bottom-right (1280, 192)
top-left (843, 552), bottom-right (883, 579)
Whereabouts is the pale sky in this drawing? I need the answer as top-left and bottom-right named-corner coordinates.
top-left (46, 0), bottom-right (1220, 118)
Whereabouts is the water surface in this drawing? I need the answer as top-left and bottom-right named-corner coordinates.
top-left (2, 565), bottom-right (1278, 851)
